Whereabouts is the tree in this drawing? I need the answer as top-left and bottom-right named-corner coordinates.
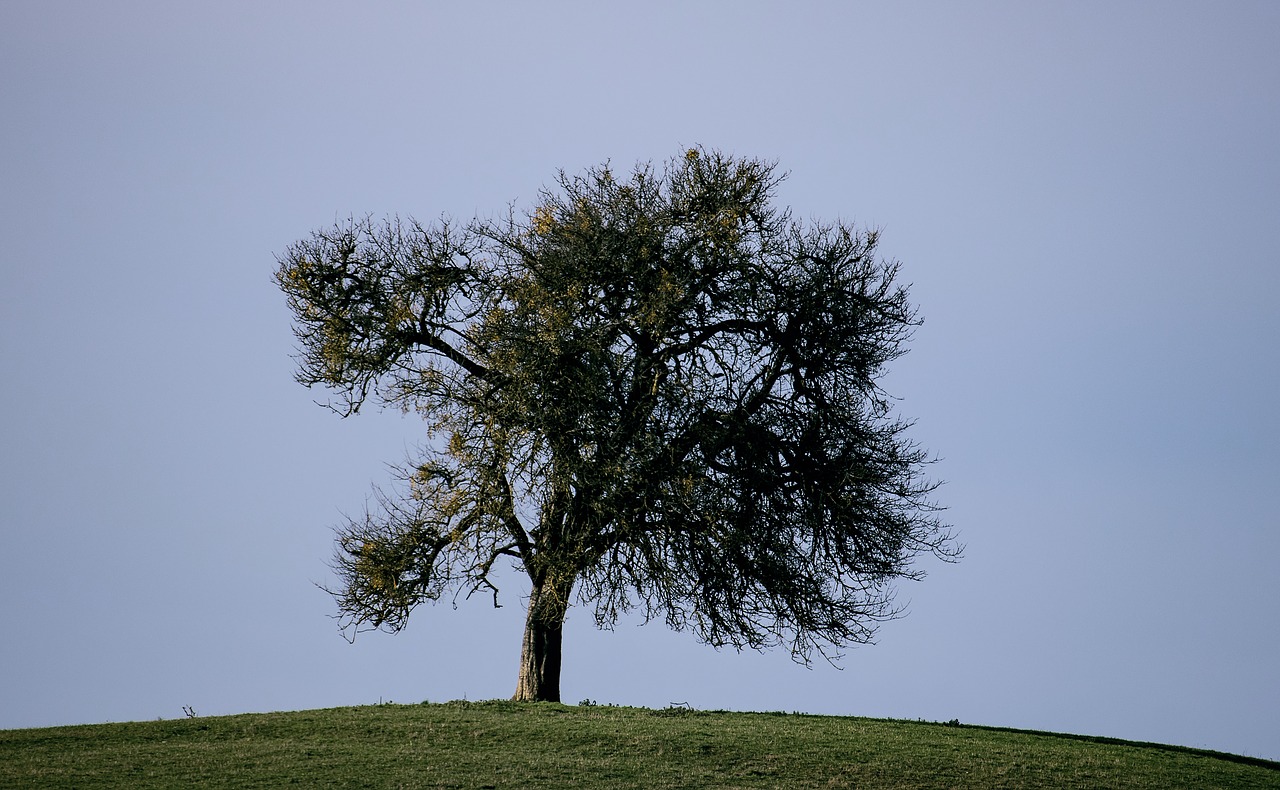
top-left (276, 148), bottom-right (957, 702)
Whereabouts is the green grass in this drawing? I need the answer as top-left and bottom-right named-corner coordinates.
top-left (2, 701), bottom-right (1276, 789)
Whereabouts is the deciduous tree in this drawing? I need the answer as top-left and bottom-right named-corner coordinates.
top-left (276, 148), bottom-right (957, 701)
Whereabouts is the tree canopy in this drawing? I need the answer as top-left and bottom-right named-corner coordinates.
top-left (276, 148), bottom-right (957, 701)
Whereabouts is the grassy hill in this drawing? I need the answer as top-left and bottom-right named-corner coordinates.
top-left (2, 700), bottom-right (1276, 789)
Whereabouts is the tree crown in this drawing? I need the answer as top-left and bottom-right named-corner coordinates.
top-left (277, 147), bottom-right (956, 663)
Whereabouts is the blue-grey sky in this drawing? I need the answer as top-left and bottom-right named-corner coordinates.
top-left (3, 1), bottom-right (1277, 761)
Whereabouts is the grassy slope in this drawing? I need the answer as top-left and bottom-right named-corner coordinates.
top-left (1, 701), bottom-right (1276, 789)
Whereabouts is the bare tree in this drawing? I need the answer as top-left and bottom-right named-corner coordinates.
top-left (276, 148), bottom-right (958, 702)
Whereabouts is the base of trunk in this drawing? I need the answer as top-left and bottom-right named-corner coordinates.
top-left (512, 574), bottom-right (571, 702)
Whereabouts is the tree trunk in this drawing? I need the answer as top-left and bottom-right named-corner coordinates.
top-left (513, 573), bottom-right (573, 702)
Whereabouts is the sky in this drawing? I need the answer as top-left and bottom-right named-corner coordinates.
top-left (2, 0), bottom-right (1278, 761)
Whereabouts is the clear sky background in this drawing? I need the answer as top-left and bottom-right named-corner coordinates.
top-left (2, 1), bottom-right (1277, 761)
